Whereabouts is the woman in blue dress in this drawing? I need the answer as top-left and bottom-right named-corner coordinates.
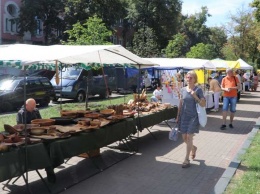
top-left (177, 71), bottom-right (206, 168)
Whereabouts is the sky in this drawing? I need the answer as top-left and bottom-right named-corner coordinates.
top-left (182, 0), bottom-right (253, 27)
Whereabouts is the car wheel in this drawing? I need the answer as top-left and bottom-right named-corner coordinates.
top-left (108, 88), bottom-right (112, 95)
top-left (0, 102), bottom-right (13, 112)
top-left (99, 91), bottom-right (109, 99)
top-left (39, 97), bottom-right (50, 107)
top-left (52, 97), bottom-right (59, 102)
top-left (76, 91), bottom-right (86, 102)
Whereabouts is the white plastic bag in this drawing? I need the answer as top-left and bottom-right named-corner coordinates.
top-left (169, 127), bottom-right (178, 141)
top-left (196, 103), bottom-right (207, 127)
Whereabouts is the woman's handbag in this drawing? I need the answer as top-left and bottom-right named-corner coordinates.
top-left (169, 126), bottom-right (179, 141)
top-left (196, 103), bottom-right (207, 127)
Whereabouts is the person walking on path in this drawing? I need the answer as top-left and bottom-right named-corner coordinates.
top-left (235, 70), bottom-right (242, 102)
top-left (208, 77), bottom-right (222, 112)
top-left (252, 72), bottom-right (259, 92)
top-left (220, 68), bottom-right (240, 130)
top-left (176, 71), bottom-right (206, 168)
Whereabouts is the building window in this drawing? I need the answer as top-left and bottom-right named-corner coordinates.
top-left (119, 38), bottom-right (123, 45)
top-left (4, 2), bottom-right (19, 34)
top-left (113, 35), bottom-right (117, 44)
top-left (36, 19), bottom-right (42, 36)
top-left (119, 19), bottom-right (123, 27)
top-left (5, 18), bottom-right (10, 32)
top-left (10, 20), bottom-right (15, 32)
top-left (7, 4), bottom-right (17, 17)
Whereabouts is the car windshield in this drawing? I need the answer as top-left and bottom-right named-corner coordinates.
top-left (0, 80), bottom-right (20, 91)
top-left (58, 67), bottom-right (81, 80)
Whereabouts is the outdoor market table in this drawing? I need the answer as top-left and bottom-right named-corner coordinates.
top-left (0, 143), bottom-right (52, 182)
top-left (0, 106), bottom-right (178, 184)
top-left (48, 118), bottom-right (137, 167)
top-left (135, 106), bottom-right (178, 131)
top-left (48, 107), bottom-right (177, 167)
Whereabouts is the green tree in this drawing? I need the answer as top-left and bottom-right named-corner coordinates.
top-left (222, 8), bottom-right (260, 63)
top-left (186, 43), bottom-right (216, 59)
top-left (251, 0), bottom-right (260, 21)
top-left (180, 7), bottom-right (212, 49)
top-left (63, 0), bottom-right (127, 29)
top-left (221, 43), bottom-right (237, 60)
top-left (131, 27), bottom-right (160, 57)
top-left (208, 27), bottom-right (227, 58)
top-left (126, 0), bottom-right (182, 50)
top-left (165, 6), bottom-right (212, 57)
top-left (164, 33), bottom-right (188, 58)
top-left (19, 0), bottom-right (65, 45)
top-left (62, 15), bottom-right (112, 45)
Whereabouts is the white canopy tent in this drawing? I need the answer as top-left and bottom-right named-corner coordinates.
top-left (0, 44), bottom-right (157, 69)
top-left (211, 59), bottom-right (229, 69)
top-left (143, 58), bottom-right (215, 70)
top-left (237, 58), bottom-right (253, 70)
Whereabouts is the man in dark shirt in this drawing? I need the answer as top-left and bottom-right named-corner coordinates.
top-left (16, 98), bottom-right (42, 124)
top-left (16, 98), bottom-right (56, 183)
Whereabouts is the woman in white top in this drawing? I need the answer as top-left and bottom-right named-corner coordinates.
top-left (151, 85), bottom-right (162, 102)
top-left (208, 77), bottom-right (222, 112)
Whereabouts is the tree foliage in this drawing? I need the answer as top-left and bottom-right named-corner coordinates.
top-left (222, 8), bottom-right (260, 63)
top-left (186, 43), bottom-right (216, 59)
top-left (165, 7), bottom-right (214, 57)
top-left (16, 0), bottom-right (260, 62)
top-left (19, 0), bottom-right (65, 44)
top-left (251, 0), bottom-right (260, 22)
top-left (131, 27), bottom-right (160, 57)
top-left (63, 0), bottom-right (127, 29)
top-left (165, 33), bottom-right (188, 58)
top-left (126, 0), bottom-right (182, 50)
top-left (208, 27), bottom-right (227, 58)
top-left (62, 15), bottom-right (112, 45)
top-left (180, 7), bottom-right (211, 48)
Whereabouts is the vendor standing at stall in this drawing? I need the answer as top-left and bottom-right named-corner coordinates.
top-left (208, 77), bottom-right (222, 112)
top-left (16, 98), bottom-right (42, 124)
top-left (151, 85), bottom-right (162, 102)
top-left (16, 98), bottom-right (56, 183)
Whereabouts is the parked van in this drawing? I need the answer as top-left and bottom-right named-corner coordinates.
top-left (50, 66), bottom-right (117, 102)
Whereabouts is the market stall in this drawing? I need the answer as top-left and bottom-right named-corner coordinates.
top-left (0, 44), bottom-right (181, 193)
top-left (142, 58), bottom-right (216, 108)
top-left (0, 44), bottom-right (161, 192)
top-left (0, 106), bottom-right (177, 185)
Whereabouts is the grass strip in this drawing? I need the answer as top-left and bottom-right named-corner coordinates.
top-left (225, 131), bottom-right (260, 194)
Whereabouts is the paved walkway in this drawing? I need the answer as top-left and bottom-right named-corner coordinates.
top-left (1, 88), bottom-right (260, 194)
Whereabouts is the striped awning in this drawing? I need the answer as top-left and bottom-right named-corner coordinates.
top-left (0, 60), bottom-right (56, 71)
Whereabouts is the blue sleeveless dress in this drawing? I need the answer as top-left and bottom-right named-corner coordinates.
top-left (179, 86), bottom-right (205, 134)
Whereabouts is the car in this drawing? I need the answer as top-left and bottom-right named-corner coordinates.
top-left (0, 76), bottom-right (55, 112)
top-left (50, 67), bottom-right (117, 102)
